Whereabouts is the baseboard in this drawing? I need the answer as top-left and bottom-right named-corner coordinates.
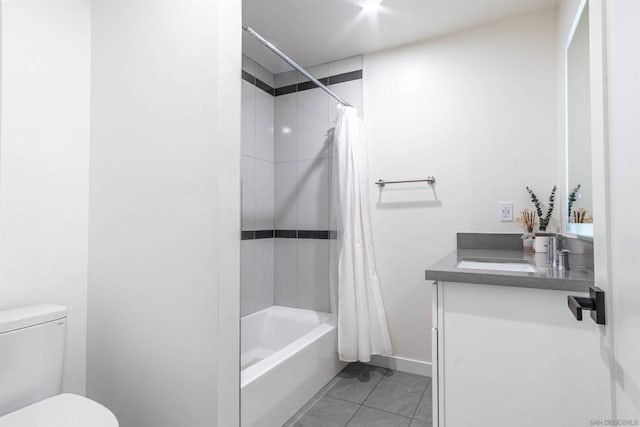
top-left (366, 355), bottom-right (432, 377)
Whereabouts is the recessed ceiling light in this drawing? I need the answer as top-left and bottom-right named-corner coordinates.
top-left (362, 0), bottom-right (382, 15)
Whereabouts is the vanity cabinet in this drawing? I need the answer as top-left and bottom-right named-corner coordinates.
top-left (431, 281), bottom-right (608, 427)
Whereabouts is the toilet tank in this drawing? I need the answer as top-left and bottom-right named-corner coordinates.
top-left (0, 305), bottom-right (67, 416)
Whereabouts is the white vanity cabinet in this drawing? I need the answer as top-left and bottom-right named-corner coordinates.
top-left (431, 281), bottom-right (609, 427)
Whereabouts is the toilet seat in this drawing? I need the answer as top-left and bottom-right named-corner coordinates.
top-left (0, 393), bottom-right (118, 427)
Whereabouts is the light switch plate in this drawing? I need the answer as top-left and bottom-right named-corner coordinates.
top-left (499, 202), bottom-right (513, 222)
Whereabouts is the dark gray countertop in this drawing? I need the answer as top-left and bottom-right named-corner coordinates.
top-left (425, 248), bottom-right (594, 292)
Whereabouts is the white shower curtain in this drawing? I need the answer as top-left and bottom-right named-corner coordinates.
top-left (332, 105), bottom-right (393, 362)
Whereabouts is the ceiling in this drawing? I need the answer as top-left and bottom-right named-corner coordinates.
top-left (243, 0), bottom-right (559, 74)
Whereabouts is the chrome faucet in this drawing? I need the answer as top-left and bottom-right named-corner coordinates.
top-left (558, 249), bottom-right (571, 271)
top-left (547, 236), bottom-right (558, 267)
top-left (546, 236), bottom-right (571, 270)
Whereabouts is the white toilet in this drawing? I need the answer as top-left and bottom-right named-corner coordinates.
top-left (0, 305), bottom-right (118, 426)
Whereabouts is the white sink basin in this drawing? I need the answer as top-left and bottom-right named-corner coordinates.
top-left (457, 260), bottom-right (537, 273)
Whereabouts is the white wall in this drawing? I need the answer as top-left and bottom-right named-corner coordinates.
top-left (364, 9), bottom-right (558, 365)
top-left (0, 0), bottom-right (91, 394)
top-left (87, 1), bottom-right (240, 426)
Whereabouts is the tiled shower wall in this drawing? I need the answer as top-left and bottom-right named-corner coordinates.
top-left (241, 54), bottom-right (363, 316)
top-left (273, 56), bottom-right (363, 313)
top-left (241, 56), bottom-right (275, 316)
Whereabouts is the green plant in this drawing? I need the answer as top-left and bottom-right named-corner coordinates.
top-left (568, 184), bottom-right (581, 219)
top-left (526, 185), bottom-right (557, 232)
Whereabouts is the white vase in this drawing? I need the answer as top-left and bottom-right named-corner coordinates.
top-left (535, 236), bottom-right (549, 253)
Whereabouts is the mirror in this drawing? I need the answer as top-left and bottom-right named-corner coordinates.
top-left (566, 1), bottom-right (593, 238)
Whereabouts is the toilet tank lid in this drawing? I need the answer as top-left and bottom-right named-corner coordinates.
top-left (0, 305), bottom-right (67, 334)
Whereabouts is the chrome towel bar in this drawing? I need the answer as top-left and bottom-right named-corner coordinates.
top-left (375, 177), bottom-right (436, 187)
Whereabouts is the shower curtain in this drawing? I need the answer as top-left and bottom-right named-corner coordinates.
top-left (332, 105), bottom-right (393, 362)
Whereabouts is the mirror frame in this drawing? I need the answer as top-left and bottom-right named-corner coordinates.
top-left (564, 0), bottom-right (594, 239)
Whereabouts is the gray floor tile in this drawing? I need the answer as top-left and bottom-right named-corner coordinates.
top-left (292, 396), bottom-right (359, 427)
top-left (363, 371), bottom-right (429, 417)
top-left (325, 362), bottom-right (389, 404)
top-left (282, 411), bottom-right (305, 426)
top-left (347, 406), bottom-right (411, 427)
top-left (298, 388), bottom-right (329, 414)
top-left (409, 420), bottom-right (432, 427)
top-left (413, 381), bottom-right (433, 422)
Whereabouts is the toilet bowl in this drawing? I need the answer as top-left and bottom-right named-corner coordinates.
top-left (0, 394), bottom-right (118, 427)
top-left (0, 305), bottom-right (119, 426)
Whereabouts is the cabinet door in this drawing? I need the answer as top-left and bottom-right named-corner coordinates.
top-left (431, 282), bottom-right (441, 427)
top-left (440, 282), bottom-right (609, 427)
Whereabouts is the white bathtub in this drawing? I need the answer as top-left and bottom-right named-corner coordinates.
top-left (241, 306), bottom-right (346, 427)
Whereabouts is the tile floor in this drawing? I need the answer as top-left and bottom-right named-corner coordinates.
top-left (283, 363), bottom-right (433, 427)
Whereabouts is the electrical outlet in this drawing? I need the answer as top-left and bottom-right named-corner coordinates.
top-left (499, 202), bottom-right (513, 222)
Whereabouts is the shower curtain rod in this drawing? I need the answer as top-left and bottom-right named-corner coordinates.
top-left (242, 24), bottom-right (352, 107)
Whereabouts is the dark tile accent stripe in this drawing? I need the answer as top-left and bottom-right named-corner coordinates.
top-left (243, 69), bottom-right (362, 97)
top-left (254, 229), bottom-right (275, 239)
top-left (255, 79), bottom-right (275, 96)
top-left (298, 77), bottom-right (329, 92)
top-left (243, 229), bottom-right (337, 240)
top-left (241, 70), bottom-right (256, 85)
top-left (274, 69), bottom-right (363, 97)
top-left (298, 230), bottom-right (330, 239)
top-left (275, 229), bottom-right (297, 239)
top-left (297, 80), bottom-right (318, 91)
top-left (241, 70), bottom-right (275, 96)
top-left (327, 70), bottom-right (363, 85)
top-left (274, 84), bottom-right (297, 96)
